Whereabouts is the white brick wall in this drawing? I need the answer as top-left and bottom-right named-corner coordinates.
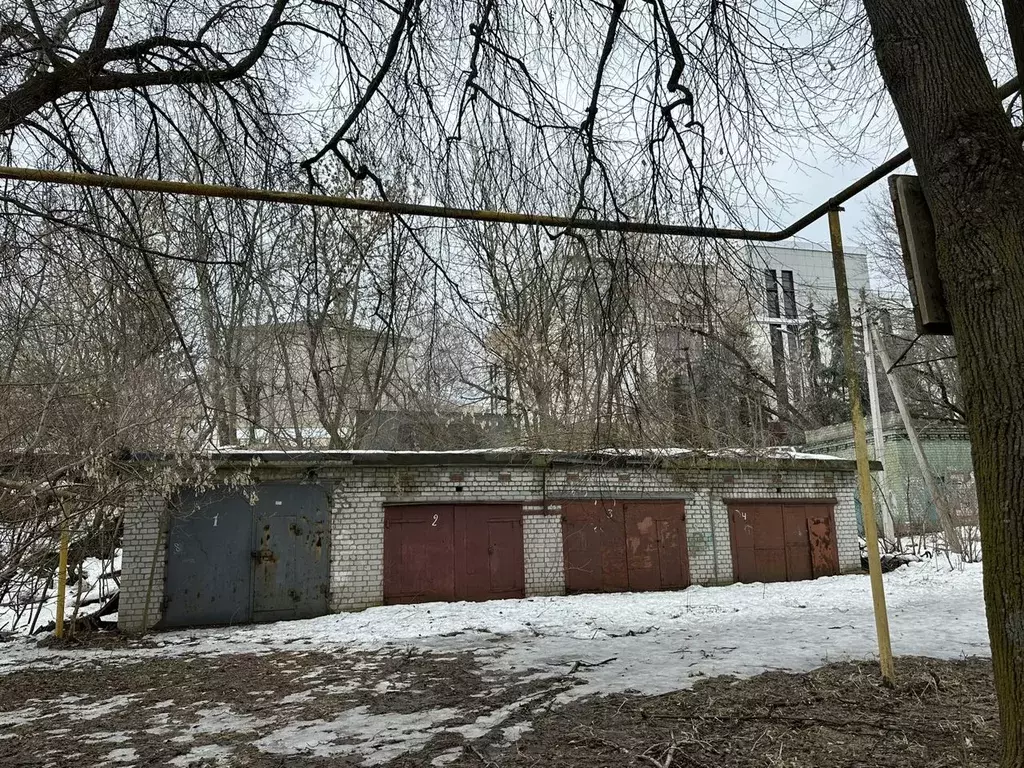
top-left (329, 481), bottom-right (385, 612)
top-left (119, 458), bottom-right (863, 631)
top-left (118, 489), bottom-right (168, 633)
top-left (522, 513), bottom-right (565, 596)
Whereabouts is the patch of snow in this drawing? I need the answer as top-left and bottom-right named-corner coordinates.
top-left (253, 705), bottom-right (461, 764)
top-left (502, 721), bottom-right (533, 744)
top-left (0, 707), bottom-right (43, 727)
top-left (82, 731), bottom-right (132, 743)
top-left (167, 744), bottom-right (235, 767)
top-left (183, 705), bottom-right (272, 736)
top-left (322, 681), bottom-right (360, 695)
top-left (451, 692), bottom-right (546, 740)
top-left (101, 747), bottom-right (137, 763)
top-left (279, 690), bottom-right (314, 704)
top-left (58, 694), bottom-right (135, 721)
top-left (431, 747), bottom-right (463, 766)
top-left (592, 445), bottom-right (846, 462)
top-left (373, 679), bottom-right (411, 693)
top-left (145, 711), bottom-right (173, 736)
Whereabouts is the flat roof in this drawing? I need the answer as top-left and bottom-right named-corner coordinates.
top-left (132, 446), bottom-right (876, 473)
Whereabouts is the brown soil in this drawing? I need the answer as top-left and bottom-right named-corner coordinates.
top-left (0, 650), bottom-right (998, 767)
top-left (441, 655), bottom-right (999, 768)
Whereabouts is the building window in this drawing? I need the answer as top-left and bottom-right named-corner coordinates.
top-left (764, 269), bottom-right (780, 318)
top-left (781, 270), bottom-right (798, 319)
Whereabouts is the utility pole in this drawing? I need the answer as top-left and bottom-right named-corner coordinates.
top-left (870, 326), bottom-right (964, 554)
top-left (862, 311), bottom-right (897, 541)
top-left (54, 514), bottom-right (69, 639)
top-left (828, 209), bottom-right (895, 684)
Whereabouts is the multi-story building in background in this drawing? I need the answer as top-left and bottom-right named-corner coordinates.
top-left (743, 241), bottom-right (871, 422)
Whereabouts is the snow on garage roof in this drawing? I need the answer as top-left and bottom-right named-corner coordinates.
top-left (136, 445), bottom-right (868, 472)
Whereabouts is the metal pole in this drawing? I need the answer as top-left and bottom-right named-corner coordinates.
top-left (871, 326), bottom-right (965, 554)
top-left (828, 209), bottom-right (895, 684)
top-left (54, 516), bottom-right (69, 639)
top-left (863, 311), bottom-right (896, 540)
top-left (1, 79), bottom-right (1020, 243)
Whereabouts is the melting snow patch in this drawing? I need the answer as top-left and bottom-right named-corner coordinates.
top-left (373, 679), bottom-right (411, 693)
top-left (168, 743), bottom-right (235, 767)
top-left (102, 747), bottom-right (137, 763)
top-left (502, 721), bottom-right (533, 744)
top-left (452, 693), bottom-right (547, 740)
top-left (145, 711), bottom-right (174, 736)
top-left (323, 681), bottom-right (360, 695)
top-left (0, 707), bottom-right (43, 728)
top-left (59, 694), bottom-right (135, 721)
top-left (181, 705), bottom-right (272, 737)
top-left (253, 705), bottom-right (460, 764)
top-left (163, 704), bottom-right (270, 741)
top-left (82, 731), bottom-right (132, 744)
top-left (431, 747), bottom-right (463, 765)
top-left (279, 690), bottom-right (314, 704)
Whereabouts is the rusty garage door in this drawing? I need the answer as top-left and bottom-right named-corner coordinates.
top-left (384, 504), bottom-right (524, 604)
top-left (728, 501), bottom-right (839, 584)
top-left (561, 499), bottom-right (690, 594)
top-left (162, 483), bottom-right (330, 628)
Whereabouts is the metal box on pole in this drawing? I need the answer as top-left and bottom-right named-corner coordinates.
top-left (888, 175), bottom-right (953, 335)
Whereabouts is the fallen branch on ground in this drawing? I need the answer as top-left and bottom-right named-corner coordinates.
top-left (640, 739), bottom-right (678, 768)
top-left (567, 657), bottom-right (617, 675)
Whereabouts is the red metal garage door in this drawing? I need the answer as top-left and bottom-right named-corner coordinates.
top-left (561, 500), bottom-right (628, 593)
top-left (384, 504), bottom-right (524, 604)
top-left (728, 501), bottom-right (840, 584)
top-left (562, 499), bottom-right (689, 594)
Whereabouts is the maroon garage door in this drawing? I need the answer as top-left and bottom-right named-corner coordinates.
top-left (384, 504), bottom-right (524, 604)
top-left (728, 501), bottom-right (840, 583)
top-left (561, 499), bottom-right (690, 594)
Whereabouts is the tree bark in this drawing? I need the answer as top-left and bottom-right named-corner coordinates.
top-left (860, 0), bottom-right (1024, 762)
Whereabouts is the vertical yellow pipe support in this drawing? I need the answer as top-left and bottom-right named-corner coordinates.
top-left (54, 514), bottom-right (70, 639)
top-left (828, 208), bottom-right (896, 685)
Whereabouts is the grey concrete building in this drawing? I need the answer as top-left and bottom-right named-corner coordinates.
top-left (745, 242), bottom-right (871, 319)
top-left (743, 242), bottom-right (870, 414)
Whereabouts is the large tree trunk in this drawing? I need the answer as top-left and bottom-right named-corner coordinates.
top-left (860, 0), bottom-right (1024, 762)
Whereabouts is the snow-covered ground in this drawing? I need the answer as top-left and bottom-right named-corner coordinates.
top-left (0, 551), bottom-right (120, 635)
top-left (0, 562), bottom-right (989, 766)
top-left (3, 559), bottom-right (988, 692)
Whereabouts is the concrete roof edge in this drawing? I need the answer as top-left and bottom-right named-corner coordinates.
top-left (128, 449), bottom-right (875, 473)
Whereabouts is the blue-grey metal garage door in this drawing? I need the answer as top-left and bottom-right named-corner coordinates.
top-left (162, 483), bottom-right (331, 627)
